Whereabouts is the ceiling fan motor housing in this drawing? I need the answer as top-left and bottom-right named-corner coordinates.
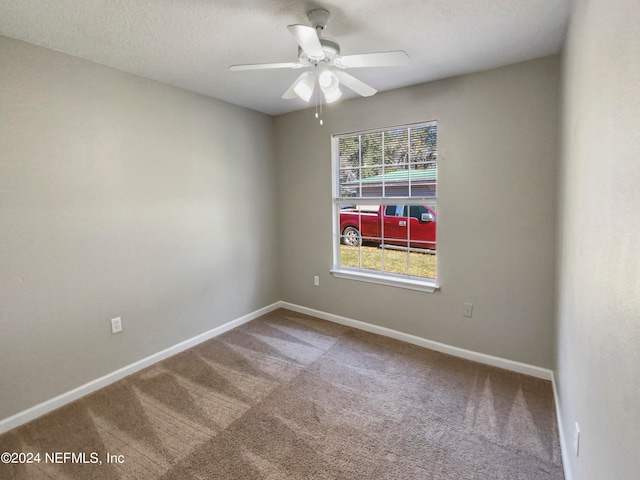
top-left (298, 37), bottom-right (340, 65)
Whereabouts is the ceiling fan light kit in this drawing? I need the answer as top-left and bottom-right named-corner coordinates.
top-left (292, 71), bottom-right (315, 102)
top-left (317, 64), bottom-right (342, 103)
top-left (229, 8), bottom-right (409, 124)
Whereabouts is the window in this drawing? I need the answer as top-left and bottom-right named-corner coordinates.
top-left (331, 121), bottom-right (438, 292)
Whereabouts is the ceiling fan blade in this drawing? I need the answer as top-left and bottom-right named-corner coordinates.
top-left (334, 71), bottom-right (377, 97)
top-left (336, 51), bottom-right (409, 68)
top-left (229, 62), bottom-right (303, 71)
top-left (287, 24), bottom-right (324, 59)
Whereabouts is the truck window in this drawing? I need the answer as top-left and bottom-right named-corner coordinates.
top-left (407, 205), bottom-right (429, 220)
top-left (384, 205), bottom-right (404, 217)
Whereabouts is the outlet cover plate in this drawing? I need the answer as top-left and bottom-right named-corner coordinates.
top-left (111, 317), bottom-right (122, 334)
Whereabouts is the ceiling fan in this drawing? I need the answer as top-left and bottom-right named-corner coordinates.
top-left (229, 8), bottom-right (409, 114)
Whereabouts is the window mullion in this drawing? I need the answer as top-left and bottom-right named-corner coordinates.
top-left (408, 127), bottom-right (412, 198)
top-left (380, 131), bottom-right (385, 274)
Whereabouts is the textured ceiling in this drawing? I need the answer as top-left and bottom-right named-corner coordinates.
top-left (0, 0), bottom-right (572, 116)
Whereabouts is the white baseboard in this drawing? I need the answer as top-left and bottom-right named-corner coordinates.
top-left (277, 301), bottom-right (553, 381)
top-left (0, 302), bottom-right (281, 435)
top-left (551, 373), bottom-right (574, 480)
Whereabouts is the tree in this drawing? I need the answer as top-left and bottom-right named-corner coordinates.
top-left (339, 124), bottom-right (437, 181)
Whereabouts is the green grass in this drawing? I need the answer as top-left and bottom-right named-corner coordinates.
top-left (340, 245), bottom-right (436, 279)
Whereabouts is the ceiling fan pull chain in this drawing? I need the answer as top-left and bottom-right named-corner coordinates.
top-left (315, 63), bottom-right (318, 119)
top-left (318, 67), bottom-right (324, 125)
top-left (313, 63), bottom-right (322, 125)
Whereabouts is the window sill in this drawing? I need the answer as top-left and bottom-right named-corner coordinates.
top-left (330, 268), bottom-right (439, 293)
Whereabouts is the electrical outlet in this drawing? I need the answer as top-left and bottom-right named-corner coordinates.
top-left (463, 303), bottom-right (473, 318)
top-left (111, 317), bottom-right (122, 334)
top-left (574, 422), bottom-right (580, 457)
top-left (313, 275), bottom-right (320, 287)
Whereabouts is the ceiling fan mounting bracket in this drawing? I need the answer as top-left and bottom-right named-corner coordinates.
top-left (307, 9), bottom-right (330, 30)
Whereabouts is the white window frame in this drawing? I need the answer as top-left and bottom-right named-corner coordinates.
top-left (330, 121), bottom-right (439, 293)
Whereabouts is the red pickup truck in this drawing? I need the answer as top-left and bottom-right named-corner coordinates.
top-left (339, 205), bottom-right (437, 250)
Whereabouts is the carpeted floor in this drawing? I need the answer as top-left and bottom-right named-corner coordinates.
top-left (0, 308), bottom-right (564, 479)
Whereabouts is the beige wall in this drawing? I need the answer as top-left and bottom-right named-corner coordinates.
top-left (275, 56), bottom-right (559, 368)
top-left (557, 0), bottom-right (640, 478)
top-left (0, 36), bottom-right (279, 420)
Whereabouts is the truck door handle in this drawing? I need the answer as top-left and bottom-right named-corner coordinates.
top-left (398, 221), bottom-right (407, 226)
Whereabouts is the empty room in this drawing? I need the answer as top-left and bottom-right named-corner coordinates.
top-left (0, 1), bottom-right (638, 479)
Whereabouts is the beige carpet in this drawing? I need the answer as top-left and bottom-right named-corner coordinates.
top-left (0, 309), bottom-right (564, 479)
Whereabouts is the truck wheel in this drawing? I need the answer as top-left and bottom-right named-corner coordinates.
top-left (342, 226), bottom-right (362, 246)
